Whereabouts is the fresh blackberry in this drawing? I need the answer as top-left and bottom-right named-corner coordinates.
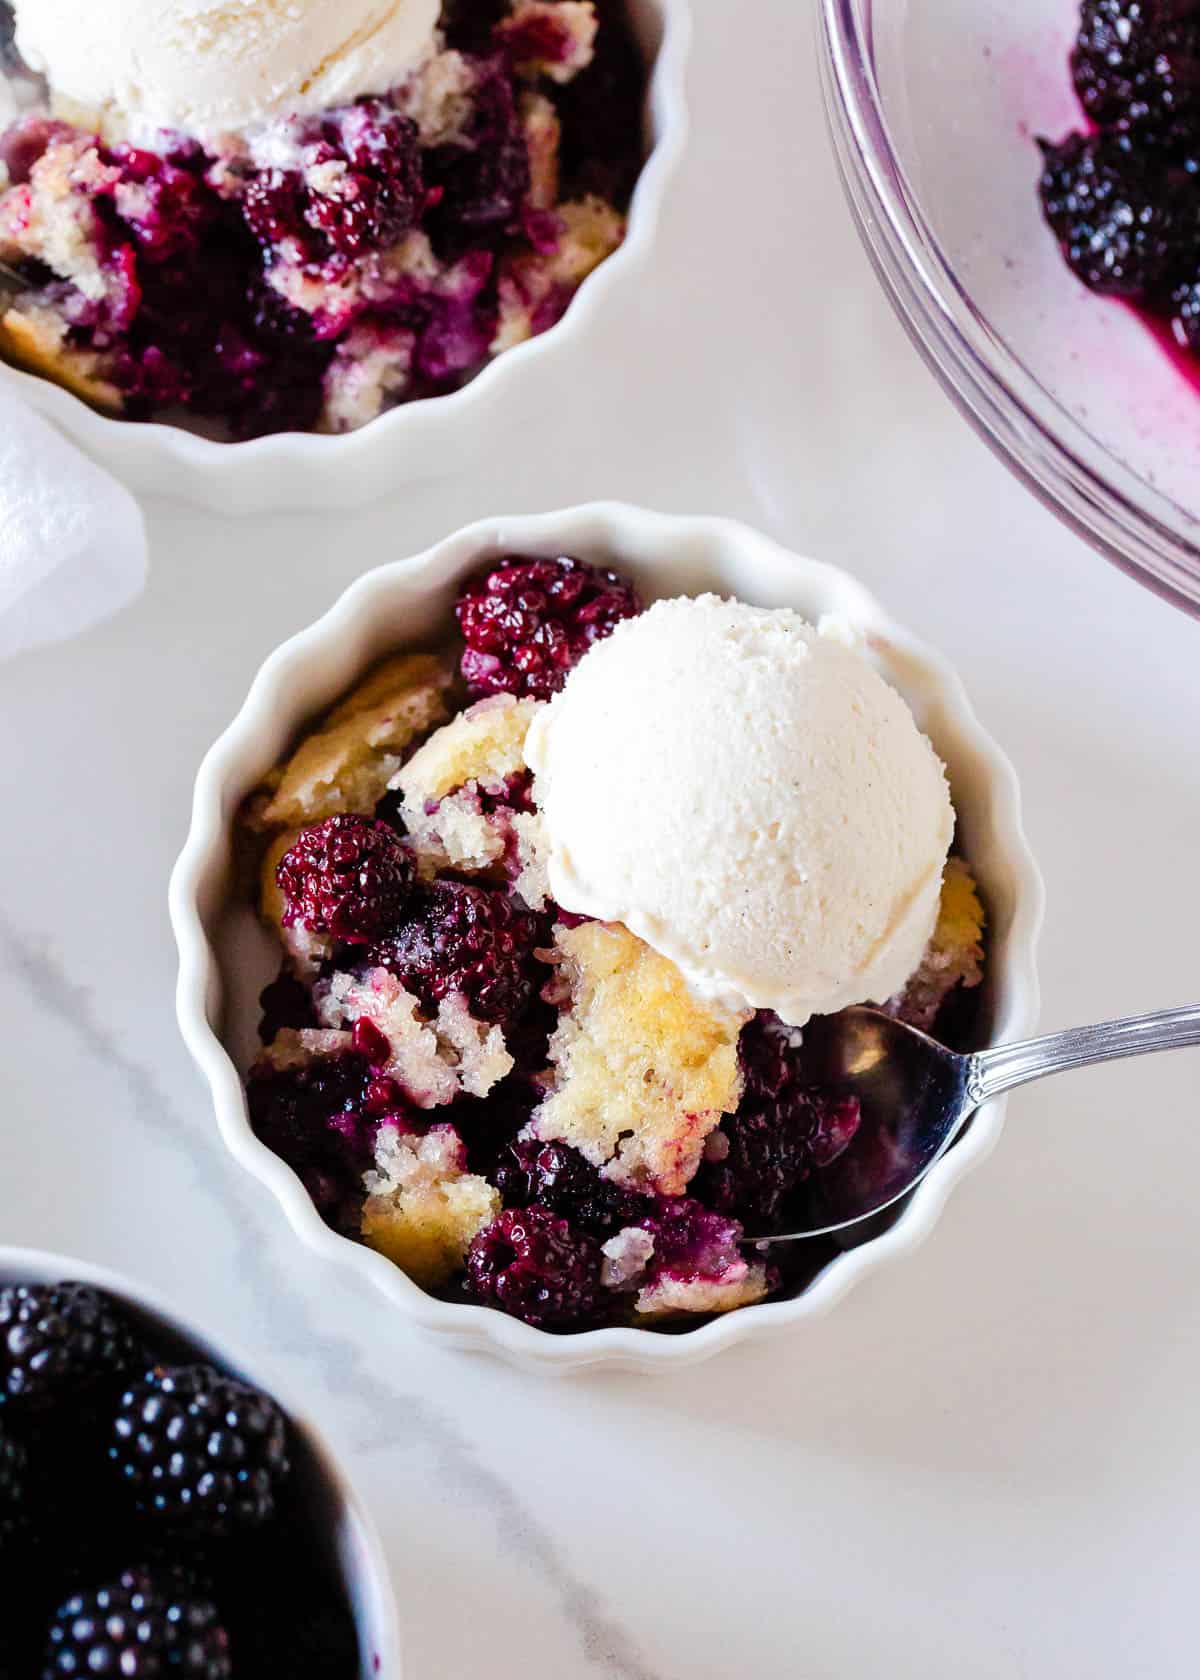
top-left (368, 879), bottom-right (545, 1030)
top-left (694, 1015), bottom-right (862, 1229)
top-left (111, 1365), bottom-right (290, 1538)
top-left (1072, 0), bottom-right (1200, 135)
top-left (0, 1282), bottom-right (140, 1413)
top-left (276, 814), bottom-right (416, 944)
top-left (0, 1421), bottom-right (24, 1548)
top-left (42, 1568), bottom-right (231, 1679)
top-left (1037, 129), bottom-right (1200, 298)
top-left (465, 1204), bottom-right (602, 1328)
top-left (495, 1139), bottom-right (649, 1235)
top-left (454, 553), bottom-right (641, 700)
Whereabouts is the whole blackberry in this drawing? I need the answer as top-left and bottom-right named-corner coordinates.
top-left (368, 879), bottom-right (544, 1030)
top-left (111, 1365), bottom-right (290, 1538)
top-left (243, 99), bottom-right (424, 266)
top-left (43, 1568), bottom-right (231, 1679)
top-left (694, 1015), bottom-right (862, 1229)
top-left (495, 1139), bottom-right (648, 1235)
top-left (276, 814), bottom-right (416, 944)
top-left (1072, 0), bottom-right (1200, 135)
top-left (1037, 129), bottom-right (1199, 298)
top-left (0, 1282), bottom-right (140, 1413)
top-left (454, 553), bottom-right (642, 700)
top-left (0, 1421), bottom-right (24, 1548)
top-left (247, 1050), bottom-right (399, 1232)
top-left (465, 1204), bottom-right (602, 1328)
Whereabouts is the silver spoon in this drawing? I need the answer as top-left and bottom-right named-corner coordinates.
top-left (749, 1003), bottom-right (1200, 1242)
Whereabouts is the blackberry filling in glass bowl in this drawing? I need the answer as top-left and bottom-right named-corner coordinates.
top-left (235, 552), bottom-right (990, 1336)
top-left (0, 0), bottom-right (647, 436)
top-left (1038, 2), bottom-right (1200, 369)
top-left (0, 1260), bottom-right (381, 1676)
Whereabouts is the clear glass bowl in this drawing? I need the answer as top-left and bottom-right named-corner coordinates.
top-left (818, 0), bottom-right (1200, 617)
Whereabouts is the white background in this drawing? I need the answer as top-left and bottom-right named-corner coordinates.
top-left (2, 6), bottom-right (1199, 1676)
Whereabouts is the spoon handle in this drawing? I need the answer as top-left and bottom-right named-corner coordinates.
top-left (971, 1004), bottom-right (1200, 1104)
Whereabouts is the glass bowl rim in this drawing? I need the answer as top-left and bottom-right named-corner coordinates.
top-left (817, 0), bottom-right (1200, 619)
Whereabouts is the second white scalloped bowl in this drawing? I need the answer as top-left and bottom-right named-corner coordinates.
top-left (170, 503), bottom-right (1044, 1373)
top-left (0, 0), bottom-right (689, 514)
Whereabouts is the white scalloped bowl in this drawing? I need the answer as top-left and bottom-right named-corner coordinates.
top-left (169, 503), bottom-right (1044, 1373)
top-left (0, 1), bottom-right (689, 515)
top-left (0, 1246), bottom-right (401, 1676)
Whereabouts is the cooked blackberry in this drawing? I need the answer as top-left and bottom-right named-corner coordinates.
top-left (0, 1282), bottom-right (141, 1413)
top-left (247, 1050), bottom-right (388, 1235)
top-left (424, 57), bottom-right (530, 249)
top-left (42, 1568), bottom-right (231, 1679)
top-left (368, 879), bottom-right (545, 1031)
top-left (495, 1138), bottom-right (649, 1235)
top-left (553, 0), bottom-right (647, 203)
top-left (257, 970), bottom-right (318, 1043)
top-left (1038, 129), bottom-right (1200, 298)
top-left (465, 1204), bottom-right (603, 1328)
top-left (1072, 0), bottom-right (1200, 136)
top-left (111, 1365), bottom-right (290, 1538)
top-left (276, 814), bottom-right (417, 944)
top-left (1035, 129), bottom-right (1189, 297)
top-left (694, 1015), bottom-right (862, 1229)
top-left (243, 100), bottom-right (424, 265)
top-left (454, 554), bottom-right (641, 700)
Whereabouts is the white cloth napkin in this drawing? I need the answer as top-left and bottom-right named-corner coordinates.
top-left (0, 386), bottom-right (147, 661)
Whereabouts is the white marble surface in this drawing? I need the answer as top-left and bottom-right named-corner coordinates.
top-left (2, 5), bottom-right (1199, 1676)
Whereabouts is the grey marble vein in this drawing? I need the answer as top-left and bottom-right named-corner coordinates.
top-left (0, 911), bottom-right (665, 1680)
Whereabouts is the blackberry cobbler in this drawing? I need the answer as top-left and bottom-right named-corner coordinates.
top-left (0, 1), bottom-right (645, 434)
top-left (1038, 2), bottom-right (1200, 363)
top-left (238, 556), bottom-right (989, 1334)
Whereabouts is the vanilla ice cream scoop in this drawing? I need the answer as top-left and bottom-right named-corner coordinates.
top-left (525, 595), bottom-right (956, 1027)
top-left (14, 0), bottom-right (440, 141)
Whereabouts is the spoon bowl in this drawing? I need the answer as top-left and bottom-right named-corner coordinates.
top-left (773, 1010), bottom-right (974, 1240)
top-left (757, 1002), bottom-right (1200, 1242)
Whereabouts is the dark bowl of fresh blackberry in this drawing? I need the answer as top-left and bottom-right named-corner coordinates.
top-left (0, 1249), bottom-right (398, 1677)
top-left (819, 0), bottom-right (1200, 615)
